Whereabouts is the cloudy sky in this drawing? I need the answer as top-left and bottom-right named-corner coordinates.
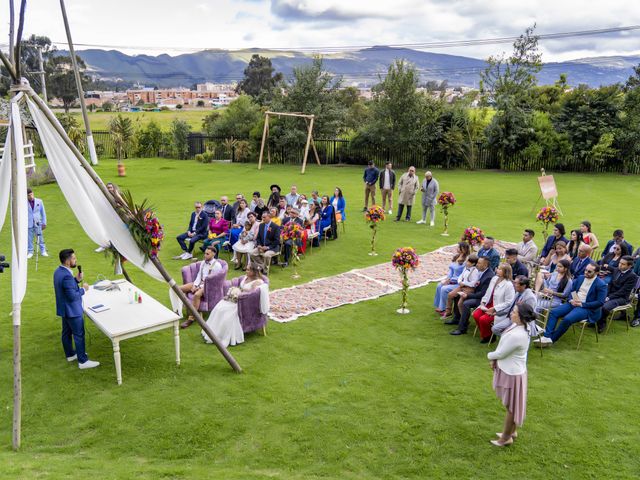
top-left (2, 0), bottom-right (639, 61)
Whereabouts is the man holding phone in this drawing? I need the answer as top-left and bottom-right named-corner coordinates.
top-left (53, 249), bottom-right (100, 369)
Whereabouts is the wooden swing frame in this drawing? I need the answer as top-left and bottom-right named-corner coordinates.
top-left (257, 111), bottom-right (321, 174)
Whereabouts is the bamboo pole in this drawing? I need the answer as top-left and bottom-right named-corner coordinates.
top-left (301, 116), bottom-right (314, 174)
top-left (13, 0), bottom-right (26, 80)
top-left (8, 0), bottom-right (15, 64)
top-left (257, 113), bottom-right (269, 170)
top-left (27, 90), bottom-right (242, 373)
top-left (0, 49), bottom-right (18, 81)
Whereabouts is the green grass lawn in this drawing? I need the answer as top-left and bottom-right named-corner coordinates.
top-left (1, 159), bottom-right (640, 478)
top-left (69, 109), bottom-right (211, 131)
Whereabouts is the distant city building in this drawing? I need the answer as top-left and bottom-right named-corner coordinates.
top-left (125, 86), bottom-right (238, 107)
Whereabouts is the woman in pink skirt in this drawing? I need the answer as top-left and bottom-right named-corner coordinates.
top-left (487, 302), bottom-right (536, 446)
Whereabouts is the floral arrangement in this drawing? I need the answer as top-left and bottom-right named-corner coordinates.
top-left (121, 190), bottom-right (165, 260)
top-left (365, 205), bottom-right (386, 224)
top-left (462, 226), bottom-right (485, 247)
top-left (437, 192), bottom-right (456, 208)
top-left (281, 221), bottom-right (304, 241)
top-left (391, 247), bottom-right (419, 314)
top-left (225, 286), bottom-right (241, 303)
top-left (392, 247), bottom-right (420, 271)
top-left (536, 206), bottom-right (560, 241)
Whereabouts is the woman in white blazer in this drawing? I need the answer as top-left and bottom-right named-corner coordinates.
top-left (488, 302), bottom-right (536, 446)
top-left (472, 263), bottom-right (515, 343)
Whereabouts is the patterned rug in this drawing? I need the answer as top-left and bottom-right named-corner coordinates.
top-left (268, 240), bottom-right (517, 323)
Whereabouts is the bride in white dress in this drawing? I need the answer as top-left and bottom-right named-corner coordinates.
top-left (202, 264), bottom-right (266, 347)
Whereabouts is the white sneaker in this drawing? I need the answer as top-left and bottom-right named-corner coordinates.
top-left (173, 253), bottom-right (186, 260)
top-left (416, 220), bottom-right (425, 224)
top-left (41, 251), bottom-right (49, 257)
top-left (79, 359), bottom-right (100, 369)
top-left (182, 252), bottom-right (193, 260)
top-left (67, 354), bottom-right (77, 362)
top-left (533, 336), bottom-right (553, 345)
top-left (27, 252), bottom-right (33, 259)
top-left (430, 221), bottom-right (435, 227)
top-left (95, 246), bottom-right (106, 253)
top-left (388, 209), bottom-right (393, 215)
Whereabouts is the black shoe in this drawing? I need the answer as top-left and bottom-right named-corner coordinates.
top-left (597, 325), bottom-right (606, 334)
top-left (281, 262), bottom-right (288, 268)
top-left (444, 319), bottom-right (458, 325)
top-left (490, 335), bottom-right (498, 344)
top-left (480, 336), bottom-right (491, 344)
top-left (393, 218), bottom-right (400, 222)
top-left (450, 329), bottom-right (466, 335)
top-left (631, 319), bottom-right (640, 328)
top-left (362, 207), bottom-right (368, 212)
top-left (587, 323), bottom-right (595, 329)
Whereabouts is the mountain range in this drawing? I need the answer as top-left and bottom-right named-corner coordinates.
top-left (71, 46), bottom-right (640, 89)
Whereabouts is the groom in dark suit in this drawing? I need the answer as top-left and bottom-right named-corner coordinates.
top-left (250, 212), bottom-right (281, 270)
top-left (53, 249), bottom-right (99, 369)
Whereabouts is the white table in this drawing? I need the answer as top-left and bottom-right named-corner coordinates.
top-left (83, 279), bottom-right (182, 385)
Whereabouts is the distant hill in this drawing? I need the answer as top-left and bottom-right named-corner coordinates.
top-left (68, 46), bottom-right (640, 88)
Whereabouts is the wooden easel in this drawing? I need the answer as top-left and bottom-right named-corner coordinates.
top-left (258, 111), bottom-right (321, 174)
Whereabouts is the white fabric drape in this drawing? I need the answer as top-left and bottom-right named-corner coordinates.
top-left (259, 283), bottom-right (270, 314)
top-left (26, 97), bottom-right (163, 281)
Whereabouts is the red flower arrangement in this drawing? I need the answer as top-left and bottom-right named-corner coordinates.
top-left (281, 221), bottom-right (304, 241)
top-left (462, 226), bottom-right (485, 247)
top-left (144, 211), bottom-right (165, 258)
top-left (437, 192), bottom-right (456, 207)
top-left (392, 247), bottom-right (420, 271)
top-left (365, 205), bottom-right (386, 224)
top-left (536, 206), bottom-right (560, 224)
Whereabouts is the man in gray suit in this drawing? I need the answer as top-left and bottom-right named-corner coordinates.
top-left (417, 171), bottom-right (439, 226)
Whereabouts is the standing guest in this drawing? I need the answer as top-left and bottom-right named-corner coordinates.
top-left (267, 184), bottom-right (282, 209)
top-left (535, 259), bottom-right (573, 313)
top-left (434, 242), bottom-right (470, 313)
top-left (250, 212), bottom-right (281, 269)
top-left (253, 197), bottom-right (269, 220)
top-left (598, 243), bottom-right (627, 285)
top-left (567, 229), bottom-right (583, 259)
top-left (219, 196), bottom-right (236, 224)
top-left (505, 248), bottom-right (529, 278)
top-left (363, 160), bottom-right (380, 211)
top-left (178, 246), bottom-right (223, 328)
top-left (249, 191), bottom-right (261, 212)
top-left (330, 187), bottom-right (346, 221)
top-left (448, 257), bottom-right (494, 335)
top-left (536, 264), bottom-right (606, 346)
top-left (539, 223), bottom-right (568, 259)
top-left (395, 166), bottom-right (420, 222)
top-left (201, 210), bottom-right (230, 255)
top-left (473, 263), bottom-right (515, 344)
top-left (601, 230), bottom-right (633, 259)
top-left (319, 195), bottom-right (337, 240)
top-left (285, 185), bottom-right (301, 207)
top-left (580, 220), bottom-right (599, 252)
top-left (488, 303), bottom-right (535, 447)
top-left (597, 256), bottom-right (637, 332)
top-left (54, 249), bottom-right (99, 369)
top-left (417, 171), bottom-right (439, 226)
top-left (379, 161), bottom-right (396, 215)
top-left (570, 244), bottom-right (595, 277)
top-left (478, 237), bottom-right (501, 271)
top-left (517, 229), bottom-right (538, 264)
top-left (493, 276), bottom-right (536, 335)
top-left (232, 212), bottom-right (259, 269)
top-left (175, 201), bottom-right (209, 260)
top-left (229, 199), bottom-right (250, 246)
top-left (27, 188), bottom-right (48, 258)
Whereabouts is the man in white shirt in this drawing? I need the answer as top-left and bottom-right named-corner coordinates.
top-left (517, 229), bottom-right (538, 264)
top-left (179, 246), bottom-right (223, 328)
top-left (285, 185), bottom-right (301, 207)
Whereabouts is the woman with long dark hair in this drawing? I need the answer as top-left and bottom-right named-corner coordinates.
top-left (567, 229), bottom-right (583, 258)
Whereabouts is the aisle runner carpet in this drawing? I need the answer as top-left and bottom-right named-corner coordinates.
top-left (268, 240), bottom-right (516, 323)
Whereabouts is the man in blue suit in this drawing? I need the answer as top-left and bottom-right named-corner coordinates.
top-left (27, 188), bottom-right (47, 258)
top-left (175, 201), bottom-right (209, 260)
top-left (537, 264), bottom-right (607, 345)
top-left (54, 249), bottom-right (100, 369)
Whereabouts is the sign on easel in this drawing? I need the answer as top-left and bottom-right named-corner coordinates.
top-left (536, 170), bottom-right (562, 214)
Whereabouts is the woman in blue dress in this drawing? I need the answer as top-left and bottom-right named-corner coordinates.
top-left (434, 242), bottom-right (470, 314)
top-left (319, 195), bottom-right (336, 240)
top-left (535, 259), bottom-right (573, 312)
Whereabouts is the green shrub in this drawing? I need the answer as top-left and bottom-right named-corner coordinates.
top-left (194, 153), bottom-right (205, 163)
top-left (202, 151), bottom-right (214, 163)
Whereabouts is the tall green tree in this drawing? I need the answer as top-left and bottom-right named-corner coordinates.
top-left (616, 64), bottom-right (640, 172)
top-left (235, 54), bottom-right (283, 104)
top-left (48, 55), bottom-right (90, 112)
top-left (203, 95), bottom-right (261, 139)
top-left (109, 114), bottom-right (135, 162)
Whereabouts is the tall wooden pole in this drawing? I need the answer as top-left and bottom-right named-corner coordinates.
top-left (36, 45), bottom-right (48, 103)
top-left (8, 0), bottom-right (15, 64)
top-left (59, 0), bottom-right (98, 165)
top-left (258, 113), bottom-right (269, 170)
top-left (301, 116), bottom-right (314, 174)
top-left (27, 90), bottom-right (242, 373)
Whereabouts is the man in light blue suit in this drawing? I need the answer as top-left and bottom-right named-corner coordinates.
top-left (27, 188), bottom-right (48, 258)
top-left (53, 249), bottom-right (100, 369)
top-left (536, 264), bottom-right (607, 345)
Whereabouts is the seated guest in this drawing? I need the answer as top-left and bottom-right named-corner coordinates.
top-left (543, 240), bottom-right (571, 271)
top-left (310, 190), bottom-right (321, 206)
top-left (598, 243), bottom-right (627, 285)
top-left (232, 212), bottom-right (259, 269)
top-left (201, 210), bottom-right (230, 255)
top-left (269, 207), bottom-right (282, 226)
top-left (579, 220), bottom-right (599, 252)
top-left (280, 204), bottom-right (292, 222)
top-left (267, 184), bottom-right (281, 209)
top-left (448, 257), bottom-right (494, 335)
top-left (597, 256), bottom-right (638, 333)
top-left (299, 198), bottom-right (310, 221)
top-left (250, 212), bottom-right (281, 270)
top-left (232, 193), bottom-right (245, 211)
top-left (478, 236), bottom-right (501, 271)
top-left (434, 242), bottom-right (470, 314)
top-left (536, 264), bottom-right (606, 345)
top-left (567, 229), bottom-right (583, 258)
top-left (601, 229), bottom-right (633, 259)
top-left (285, 185), bottom-right (301, 206)
top-left (570, 244), bottom-right (595, 277)
top-left (319, 195), bottom-right (337, 240)
top-left (253, 197), bottom-right (269, 220)
top-left (229, 199), bottom-right (250, 246)
top-left (175, 201), bottom-right (209, 260)
top-left (249, 191), bottom-right (261, 211)
top-left (277, 197), bottom-right (287, 219)
top-left (331, 187), bottom-right (346, 221)
top-left (535, 259), bottom-right (573, 313)
top-left (444, 254), bottom-right (480, 317)
top-left (539, 223), bottom-right (568, 259)
top-left (493, 275), bottom-right (536, 335)
top-left (281, 208), bottom-right (305, 266)
top-left (517, 229), bottom-right (538, 264)
top-left (178, 246), bottom-right (223, 328)
top-left (219, 196), bottom-right (236, 225)
top-left (472, 264), bottom-right (515, 343)
top-left (505, 248), bottom-right (529, 278)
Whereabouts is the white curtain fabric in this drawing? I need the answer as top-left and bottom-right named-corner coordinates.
top-left (26, 97), bottom-right (163, 281)
top-left (259, 283), bottom-right (270, 314)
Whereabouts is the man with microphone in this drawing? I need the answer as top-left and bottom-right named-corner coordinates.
top-left (53, 249), bottom-right (100, 369)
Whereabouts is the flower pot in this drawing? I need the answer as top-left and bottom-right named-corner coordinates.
top-left (117, 163), bottom-right (126, 177)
